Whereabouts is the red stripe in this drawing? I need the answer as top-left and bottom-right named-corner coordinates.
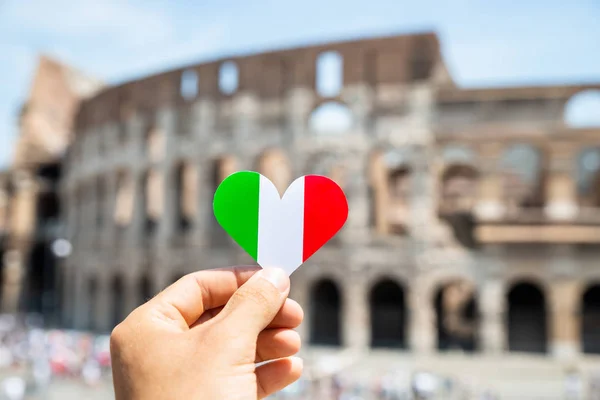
top-left (302, 175), bottom-right (348, 262)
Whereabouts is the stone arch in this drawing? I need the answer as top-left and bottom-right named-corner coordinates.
top-left (499, 144), bottom-right (546, 210)
top-left (310, 278), bottom-right (342, 346)
top-left (440, 164), bottom-right (479, 212)
top-left (180, 69), bottom-right (199, 100)
top-left (316, 51), bottom-right (343, 97)
top-left (369, 278), bottom-right (407, 348)
top-left (581, 284), bottom-right (600, 354)
top-left (211, 155), bottom-right (237, 190)
top-left (368, 148), bottom-right (412, 235)
top-left (111, 274), bottom-right (125, 328)
top-left (507, 281), bottom-right (547, 353)
top-left (564, 90), bottom-right (600, 127)
top-left (142, 169), bottom-right (163, 235)
top-left (309, 102), bottom-right (353, 135)
top-left (174, 161), bottom-right (198, 233)
top-left (439, 164), bottom-right (479, 248)
top-left (441, 144), bottom-right (477, 166)
top-left (575, 147), bottom-right (600, 207)
top-left (434, 279), bottom-right (478, 352)
top-left (256, 149), bottom-right (292, 195)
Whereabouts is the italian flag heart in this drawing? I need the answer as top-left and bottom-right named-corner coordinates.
top-left (213, 171), bottom-right (348, 275)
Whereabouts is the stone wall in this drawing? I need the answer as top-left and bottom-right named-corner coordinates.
top-left (57, 32), bottom-right (600, 363)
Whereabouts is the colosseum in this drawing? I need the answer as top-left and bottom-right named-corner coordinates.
top-left (3, 30), bottom-right (600, 390)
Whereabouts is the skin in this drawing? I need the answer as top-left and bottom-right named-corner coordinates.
top-left (110, 266), bottom-right (304, 400)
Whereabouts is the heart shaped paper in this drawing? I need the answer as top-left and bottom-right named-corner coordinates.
top-left (213, 171), bottom-right (348, 275)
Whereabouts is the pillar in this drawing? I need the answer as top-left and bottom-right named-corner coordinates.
top-left (158, 107), bottom-right (176, 243)
top-left (340, 158), bottom-right (370, 244)
top-left (342, 276), bottom-right (369, 349)
top-left (545, 141), bottom-right (578, 220)
top-left (480, 279), bottom-right (506, 354)
top-left (160, 164), bottom-right (177, 242)
top-left (475, 143), bottom-right (505, 220)
top-left (369, 152), bottom-right (389, 235)
top-left (1, 250), bottom-right (24, 314)
top-left (286, 88), bottom-right (313, 143)
top-left (289, 276), bottom-right (309, 342)
top-left (550, 281), bottom-right (580, 359)
top-left (9, 170), bottom-right (36, 241)
top-left (409, 281), bottom-right (435, 353)
top-left (233, 92), bottom-right (259, 146)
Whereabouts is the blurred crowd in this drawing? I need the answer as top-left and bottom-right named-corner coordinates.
top-left (0, 314), bottom-right (110, 399)
top-left (270, 370), bottom-right (500, 400)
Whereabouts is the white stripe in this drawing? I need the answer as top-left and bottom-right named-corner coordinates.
top-left (257, 175), bottom-right (305, 275)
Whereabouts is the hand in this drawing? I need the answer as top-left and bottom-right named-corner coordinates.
top-left (110, 266), bottom-right (304, 399)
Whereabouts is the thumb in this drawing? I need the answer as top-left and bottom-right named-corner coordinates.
top-left (218, 267), bottom-right (290, 338)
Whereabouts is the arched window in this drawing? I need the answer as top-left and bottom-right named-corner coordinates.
top-left (507, 282), bottom-right (547, 353)
top-left (145, 125), bottom-right (164, 162)
top-left (310, 279), bottom-right (341, 346)
top-left (370, 279), bottom-right (406, 348)
top-left (440, 164), bottom-right (478, 211)
top-left (111, 275), bottom-right (125, 328)
top-left (211, 156), bottom-right (237, 190)
top-left (257, 149), bottom-right (291, 195)
top-left (219, 61), bottom-right (239, 95)
top-left (316, 51), bottom-right (343, 97)
top-left (210, 156), bottom-right (237, 247)
top-left (309, 102), bottom-right (353, 135)
top-left (369, 149), bottom-right (413, 235)
top-left (387, 166), bottom-right (411, 235)
top-left (114, 171), bottom-right (134, 230)
top-left (435, 281), bottom-right (477, 352)
top-left (500, 144), bottom-right (545, 210)
top-left (175, 162), bottom-right (198, 233)
top-left (438, 165), bottom-right (479, 248)
top-left (565, 90), bottom-right (600, 127)
top-left (576, 147), bottom-right (600, 207)
top-left (582, 285), bottom-right (600, 354)
top-left (442, 145), bottom-right (476, 166)
top-left (143, 169), bottom-right (163, 235)
top-left (180, 69), bottom-right (199, 100)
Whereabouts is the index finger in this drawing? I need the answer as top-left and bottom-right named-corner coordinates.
top-left (151, 266), bottom-right (261, 329)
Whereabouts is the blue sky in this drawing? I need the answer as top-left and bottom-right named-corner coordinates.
top-left (0, 0), bottom-right (599, 168)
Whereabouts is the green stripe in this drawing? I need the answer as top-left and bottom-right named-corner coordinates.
top-left (213, 171), bottom-right (260, 260)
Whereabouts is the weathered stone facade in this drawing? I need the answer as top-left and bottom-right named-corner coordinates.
top-left (44, 32), bottom-right (600, 364)
top-left (0, 55), bottom-right (103, 321)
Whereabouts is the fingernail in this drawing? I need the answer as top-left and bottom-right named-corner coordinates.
top-left (259, 267), bottom-right (289, 293)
